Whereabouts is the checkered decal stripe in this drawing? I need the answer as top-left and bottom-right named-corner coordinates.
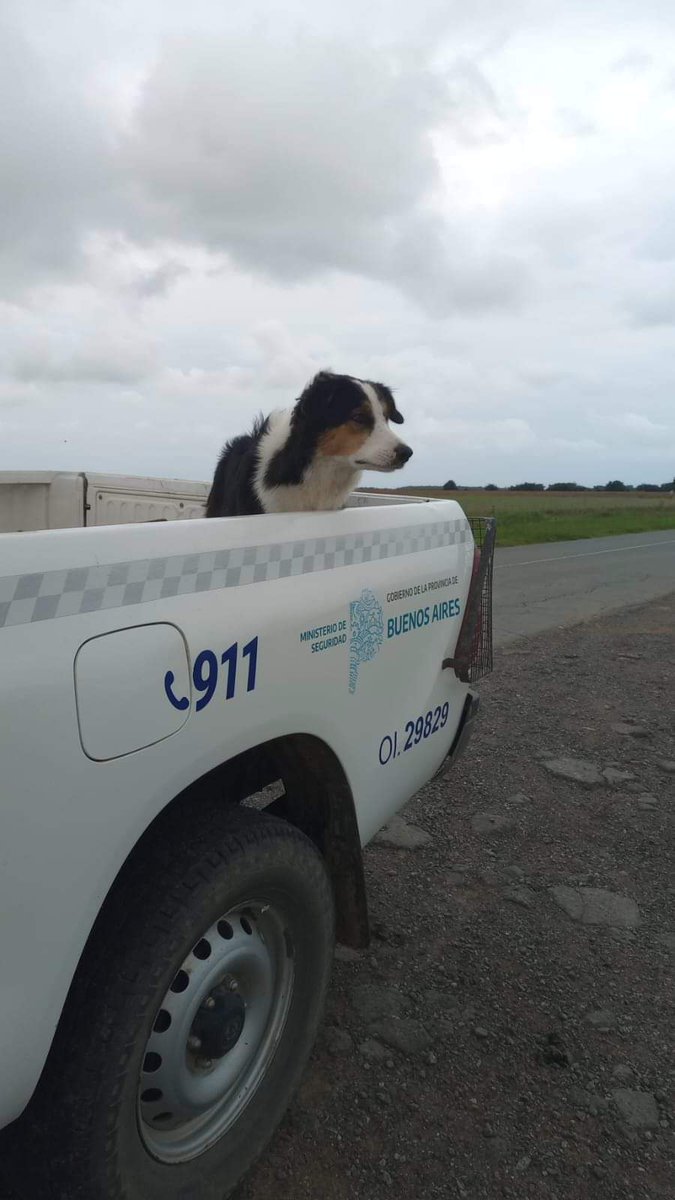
top-left (0, 519), bottom-right (470, 630)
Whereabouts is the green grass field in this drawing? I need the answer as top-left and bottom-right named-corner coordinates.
top-left (369, 487), bottom-right (675, 547)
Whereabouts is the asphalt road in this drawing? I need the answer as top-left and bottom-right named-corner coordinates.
top-left (493, 528), bottom-right (675, 646)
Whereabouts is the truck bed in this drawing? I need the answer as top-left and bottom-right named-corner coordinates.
top-left (0, 470), bottom-right (428, 532)
top-left (0, 476), bottom-right (493, 1133)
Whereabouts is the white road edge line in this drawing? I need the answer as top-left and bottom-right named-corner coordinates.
top-left (497, 538), bottom-right (675, 569)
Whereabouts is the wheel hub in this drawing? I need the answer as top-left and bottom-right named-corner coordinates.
top-left (137, 901), bottom-right (294, 1163)
top-left (189, 987), bottom-right (246, 1061)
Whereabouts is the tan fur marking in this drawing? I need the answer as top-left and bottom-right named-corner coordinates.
top-left (317, 422), bottom-right (370, 458)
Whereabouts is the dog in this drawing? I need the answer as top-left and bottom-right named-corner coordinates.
top-left (205, 370), bottom-right (413, 517)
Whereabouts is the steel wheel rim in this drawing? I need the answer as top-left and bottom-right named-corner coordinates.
top-left (137, 899), bottom-right (294, 1163)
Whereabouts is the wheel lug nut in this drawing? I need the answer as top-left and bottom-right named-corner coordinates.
top-left (187, 1035), bottom-right (201, 1051)
top-left (202, 996), bottom-right (215, 1010)
top-left (196, 1057), bottom-right (213, 1069)
top-left (228, 977), bottom-right (238, 992)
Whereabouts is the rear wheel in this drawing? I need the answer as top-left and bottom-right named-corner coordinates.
top-left (13, 804), bottom-right (334, 1200)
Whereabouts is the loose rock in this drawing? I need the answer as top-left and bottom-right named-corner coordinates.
top-left (612, 1064), bottom-right (635, 1083)
top-left (541, 1035), bottom-right (571, 1067)
top-left (504, 886), bottom-right (535, 908)
top-left (636, 795), bottom-right (658, 810)
top-left (543, 757), bottom-right (605, 787)
top-left (503, 864), bottom-right (525, 879)
top-left (603, 767), bottom-right (636, 785)
top-left (570, 1088), bottom-right (609, 1115)
top-left (374, 816), bottom-right (432, 850)
top-left (349, 983), bottom-right (408, 1024)
top-left (446, 870), bottom-right (468, 886)
top-left (425, 988), bottom-right (459, 1012)
top-left (655, 759), bottom-right (675, 774)
top-left (358, 1038), bottom-right (390, 1063)
top-left (369, 1017), bottom-right (433, 1055)
top-left (612, 1089), bottom-right (659, 1129)
top-left (585, 1009), bottom-right (617, 1031)
top-left (471, 812), bottom-right (515, 834)
top-left (372, 921), bottom-right (406, 946)
top-left (484, 1136), bottom-right (510, 1163)
top-left (550, 886), bottom-right (640, 928)
top-left (611, 722), bottom-right (650, 738)
top-left (325, 1027), bottom-right (353, 1055)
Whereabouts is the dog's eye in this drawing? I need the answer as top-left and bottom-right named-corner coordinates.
top-left (351, 410), bottom-right (370, 426)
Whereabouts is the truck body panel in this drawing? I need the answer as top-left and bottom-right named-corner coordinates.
top-left (0, 479), bottom-right (480, 1127)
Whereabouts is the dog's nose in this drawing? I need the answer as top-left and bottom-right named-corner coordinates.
top-left (396, 443), bottom-right (413, 464)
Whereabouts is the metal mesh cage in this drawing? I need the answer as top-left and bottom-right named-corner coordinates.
top-left (447, 516), bottom-right (496, 683)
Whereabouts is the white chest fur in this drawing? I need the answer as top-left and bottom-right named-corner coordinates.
top-left (253, 410), bottom-right (361, 513)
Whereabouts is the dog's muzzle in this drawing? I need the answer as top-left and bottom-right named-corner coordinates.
top-left (394, 443), bottom-right (413, 466)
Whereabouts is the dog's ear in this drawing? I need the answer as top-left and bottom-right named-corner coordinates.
top-left (307, 371), bottom-right (335, 390)
top-left (297, 371), bottom-right (334, 402)
top-left (294, 370), bottom-right (342, 418)
top-left (374, 382), bottom-right (404, 424)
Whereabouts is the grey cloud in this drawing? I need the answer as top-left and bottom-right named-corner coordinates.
top-left (611, 49), bottom-right (653, 73)
top-left (0, 8), bottom-right (533, 314)
top-left (443, 58), bottom-right (509, 146)
top-left (133, 260), bottom-right (190, 298)
top-left (636, 205), bottom-right (675, 261)
top-left (0, 17), bottom-right (115, 295)
top-left (556, 107), bottom-right (597, 138)
top-left (382, 214), bottom-right (530, 314)
top-left (0, 380), bottom-right (39, 408)
top-left (123, 37), bottom-right (440, 263)
top-left (627, 288), bottom-right (675, 327)
top-left (121, 35), bottom-right (527, 311)
top-left (11, 329), bottom-right (156, 384)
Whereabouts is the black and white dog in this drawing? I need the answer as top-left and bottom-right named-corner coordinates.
top-left (205, 370), bottom-right (413, 517)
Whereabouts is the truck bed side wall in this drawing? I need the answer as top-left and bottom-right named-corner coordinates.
top-left (0, 500), bottom-right (472, 1125)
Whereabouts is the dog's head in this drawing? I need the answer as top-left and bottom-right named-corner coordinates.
top-left (293, 371), bottom-right (413, 473)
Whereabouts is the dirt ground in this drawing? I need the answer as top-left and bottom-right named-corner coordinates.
top-left (1, 595), bottom-right (673, 1200)
top-left (239, 593), bottom-right (674, 1200)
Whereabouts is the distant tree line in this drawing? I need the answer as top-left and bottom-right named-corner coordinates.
top-left (442, 478), bottom-right (674, 492)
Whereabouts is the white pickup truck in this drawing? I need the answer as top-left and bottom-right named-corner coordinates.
top-left (0, 470), bottom-right (494, 1200)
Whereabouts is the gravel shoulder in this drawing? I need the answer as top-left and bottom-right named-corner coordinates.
top-left (241, 593), bottom-right (674, 1200)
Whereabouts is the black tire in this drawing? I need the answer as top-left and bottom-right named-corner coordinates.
top-left (10, 803), bottom-right (334, 1200)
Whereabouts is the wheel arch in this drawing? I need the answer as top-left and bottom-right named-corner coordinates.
top-left (169, 732), bottom-right (370, 949)
top-left (102, 733), bottom-right (369, 953)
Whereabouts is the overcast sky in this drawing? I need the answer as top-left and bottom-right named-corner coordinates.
top-left (1, 0), bottom-right (674, 488)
